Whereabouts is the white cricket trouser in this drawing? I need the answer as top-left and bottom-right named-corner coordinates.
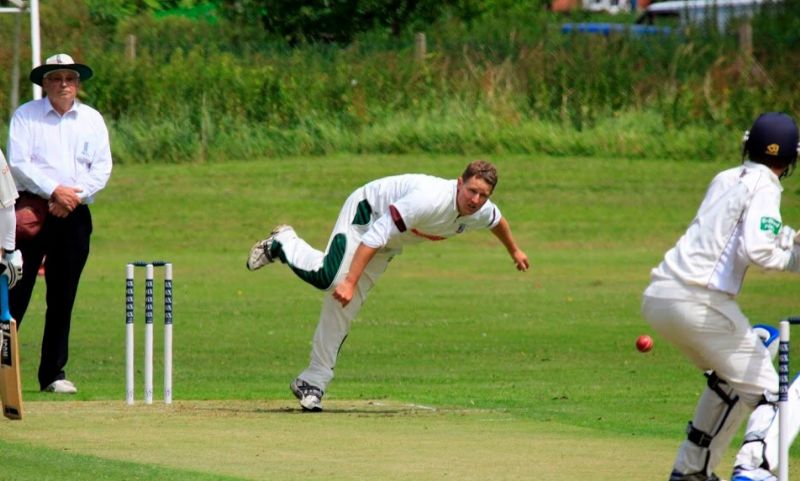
top-left (272, 189), bottom-right (394, 391)
top-left (642, 296), bottom-right (776, 404)
top-left (642, 295), bottom-right (779, 476)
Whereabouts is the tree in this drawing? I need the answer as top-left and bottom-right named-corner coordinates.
top-left (214, 0), bottom-right (488, 44)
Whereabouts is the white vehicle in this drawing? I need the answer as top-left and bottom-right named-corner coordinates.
top-left (637, 0), bottom-right (778, 30)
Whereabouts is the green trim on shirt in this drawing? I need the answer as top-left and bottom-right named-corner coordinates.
top-left (353, 199), bottom-right (372, 225)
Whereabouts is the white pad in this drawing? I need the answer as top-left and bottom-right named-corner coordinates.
top-left (673, 328), bottom-right (780, 477)
top-left (734, 375), bottom-right (800, 472)
top-left (675, 372), bottom-right (747, 476)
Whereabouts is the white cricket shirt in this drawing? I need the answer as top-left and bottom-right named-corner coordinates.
top-left (7, 97), bottom-right (112, 203)
top-left (359, 174), bottom-right (502, 250)
top-left (646, 161), bottom-right (800, 298)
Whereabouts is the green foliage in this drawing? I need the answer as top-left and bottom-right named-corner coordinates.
top-left (214, 0), bottom-right (499, 43)
top-left (1, 0), bottom-right (798, 163)
top-left (86, 0), bottom-right (213, 33)
top-left (85, 0), bottom-right (138, 33)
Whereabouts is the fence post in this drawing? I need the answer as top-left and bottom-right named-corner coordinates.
top-left (414, 32), bottom-right (426, 64)
top-left (126, 34), bottom-right (137, 61)
top-left (738, 21), bottom-right (752, 59)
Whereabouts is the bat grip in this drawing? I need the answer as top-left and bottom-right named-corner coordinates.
top-left (0, 275), bottom-right (10, 322)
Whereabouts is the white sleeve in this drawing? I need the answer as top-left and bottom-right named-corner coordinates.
top-left (0, 204), bottom-right (16, 251)
top-left (75, 111), bottom-right (112, 202)
top-left (486, 202), bottom-right (502, 229)
top-left (362, 189), bottom-right (430, 248)
top-left (0, 150), bottom-right (19, 207)
top-left (742, 187), bottom-right (793, 271)
top-left (361, 212), bottom-right (400, 249)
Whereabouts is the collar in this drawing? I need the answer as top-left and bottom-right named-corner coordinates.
top-left (743, 160), bottom-right (783, 191)
top-left (43, 96), bottom-right (79, 117)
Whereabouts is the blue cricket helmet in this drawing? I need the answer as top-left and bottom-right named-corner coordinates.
top-left (744, 112), bottom-right (799, 177)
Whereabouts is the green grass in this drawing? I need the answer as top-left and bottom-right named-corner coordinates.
top-left (0, 437), bottom-right (243, 481)
top-left (4, 154), bottom-right (800, 480)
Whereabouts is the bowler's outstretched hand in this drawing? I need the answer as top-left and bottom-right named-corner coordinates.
top-left (512, 249), bottom-right (529, 272)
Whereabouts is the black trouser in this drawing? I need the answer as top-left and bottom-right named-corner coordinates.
top-left (11, 203), bottom-right (92, 390)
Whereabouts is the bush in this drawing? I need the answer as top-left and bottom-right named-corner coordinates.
top-left (0, 0), bottom-right (797, 163)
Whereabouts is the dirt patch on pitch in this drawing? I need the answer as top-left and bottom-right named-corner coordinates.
top-left (1, 400), bottom-right (705, 480)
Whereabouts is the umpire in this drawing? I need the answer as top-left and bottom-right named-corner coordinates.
top-left (5, 53), bottom-right (113, 393)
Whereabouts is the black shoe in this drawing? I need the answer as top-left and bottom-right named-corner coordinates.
top-left (669, 470), bottom-right (721, 481)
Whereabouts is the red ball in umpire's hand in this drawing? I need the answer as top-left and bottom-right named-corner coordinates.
top-left (636, 335), bottom-right (653, 353)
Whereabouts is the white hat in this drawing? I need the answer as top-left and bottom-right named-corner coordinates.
top-left (30, 53), bottom-right (93, 86)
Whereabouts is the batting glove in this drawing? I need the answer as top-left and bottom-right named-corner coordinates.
top-left (778, 225), bottom-right (797, 250)
top-left (0, 249), bottom-right (23, 289)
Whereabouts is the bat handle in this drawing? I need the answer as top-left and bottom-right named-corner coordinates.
top-left (0, 275), bottom-right (10, 322)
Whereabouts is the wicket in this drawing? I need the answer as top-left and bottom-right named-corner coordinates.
top-left (778, 316), bottom-right (800, 481)
top-left (125, 261), bottom-right (173, 405)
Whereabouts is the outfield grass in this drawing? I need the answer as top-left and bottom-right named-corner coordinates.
top-left (2, 154), bottom-right (799, 480)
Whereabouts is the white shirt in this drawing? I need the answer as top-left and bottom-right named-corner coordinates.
top-left (7, 97), bottom-right (112, 203)
top-left (646, 161), bottom-right (800, 298)
top-left (359, 174), bottom-right (502, 250)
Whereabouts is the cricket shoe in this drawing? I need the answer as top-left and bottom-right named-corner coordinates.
top-left (669, 470), bottom-right (722, 481)
top-left (731, 465), bottom-right (776, 481)
top-left (290, 378), bottom-right (324, 412)
top-left (43, 379), bottom-right (77, 394)
top-left (246, 225), bottom-right (292, 271)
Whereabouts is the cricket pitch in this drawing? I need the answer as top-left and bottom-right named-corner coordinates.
top-left (1, 400), bottom-right (739, 480)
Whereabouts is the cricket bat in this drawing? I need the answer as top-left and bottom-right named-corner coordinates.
top-left (0, 275), bottom-right (23, 420)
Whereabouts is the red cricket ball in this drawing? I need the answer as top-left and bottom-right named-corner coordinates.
top-left (636, 335), bottom-right (653, 353)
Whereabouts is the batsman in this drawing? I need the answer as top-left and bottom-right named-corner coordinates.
top-left (246, 160), bottom-right (529, 411)
top-left (642, 112), bottom-right (800, 481)
top-left (0, 147), bottom-right (24, 420)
